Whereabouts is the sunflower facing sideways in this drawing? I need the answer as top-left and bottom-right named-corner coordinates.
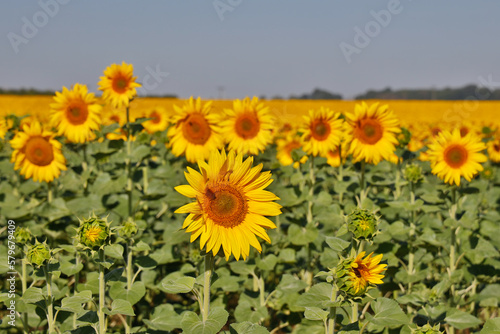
top-left (98, 62), bottom-right (141, 109)
top-left (337, 251), bottom-right (387, 297)
top-left (175, 149), bottom-right (282, 261)
top-left (10, 122), bottom-right (67, 183)
top-left (427, 129), bottom-right (487, 186)
top-left (50, 84), bottom-right (102, 143)
top-left (220, 97), bottom-right (274, 155)
top-left (300, 107), bottom-right (343, 157)
top-left (168, 97), bottom-right (223, 163)
top-left (344, 102), bottom-right (401, 165)
top-left (487, 138), bottom-right (500, 163)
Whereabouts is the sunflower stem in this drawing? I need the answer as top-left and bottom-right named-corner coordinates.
top-left (47, 182), bottom-right (53, 203)
top-left (360, 160), bottom-right (366, 193)
top-left (202, 253), bottom-right (214, 323)
top-left (125, 243), bottom-right (133, 333)
top-left (327, 286), bottom-right (338, 334)
top-left (21, 248), bottom-right (29, 333)
top-left (98, 249), bottom-right (106, 334)
top-left (126, 106), bottom-right (133, 220)
top-left (73, 254), bottom-right (80, 329)
top-left (44, 265), bottom-right (56, 334)
top-left (307, 155), bottom-right (315, 224)
top-left (337, 145), bottom-right (344, 212)
top-left (449, 186), bottom-right (458, 302)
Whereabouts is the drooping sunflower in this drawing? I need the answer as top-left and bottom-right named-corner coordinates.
top-left (50, 84), bottom-right (102, 143)
top-left (10, 122), bottom-right (67, 183)
top-left (487, 138), bottom-right (500, 163)
top-left (220, 97), bottom-right (274, 155)
top-left (175, 149), bottom-right (282, 261)
top-left (275, 134), bottom-right (307, 168)
top-left (427, 129), bottom-right (487, 186)
top-left (337, 251), bottom-right (387, 296)
top-left (98, 62), bottom-right (141, 109)
top-left (300, 107), bottom-right (343, 157)
top-left (141, 107), bottom-right (170, 134)
top-left (344, 102), bottom-right (401, 165)
top-left (168, 97), bottom-right (223, 163)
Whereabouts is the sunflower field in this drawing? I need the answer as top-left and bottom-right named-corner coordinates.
top-left (1, 63), bottom-right (500, 334)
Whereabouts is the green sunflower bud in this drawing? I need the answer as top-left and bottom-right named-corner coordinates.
top-left (120, 220), bottom-right (138, 239)
top-left (481, 166), bottom-right (495, 180)
top-left (404, 164), bottom-right (423, 183)
top-left (348, 209), bottom-right (378, 240)
top-left (15, 227), bottom-right (32, 245)
top-left (27, 241), bottom-right (51, 267)
top-left (412, 323), bottom-right (443, 334)
top-left (76, 214), bottom-right (111, 250)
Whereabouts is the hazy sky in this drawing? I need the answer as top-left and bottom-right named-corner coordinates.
top-left (1, 1), bottom-right (499, 99)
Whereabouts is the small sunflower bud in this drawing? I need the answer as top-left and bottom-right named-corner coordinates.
top-left (120, 220), bottom-right (138, 239)
top-left (481, 166), bottom-right (495, 180)
top-left (404, 164), bottom-right (423, 183)
top-left (76, 214), bottom-right (111, 250)
top-left (348, 209), bottom-right (378, 240)
top-left (412, 324), bottom-right (443, 334)
top-left (15, 227), bottom-right (32, 245)
top-left (27, 241), bottom-right (51, 267)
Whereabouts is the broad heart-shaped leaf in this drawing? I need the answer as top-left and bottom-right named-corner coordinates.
top-left (325, 236), bottom-right (350, 252)
top-left (480, 317), bottom-right (500, 334)
top-left (231, 322), bottom-right (270, 334)
top-left (276, 274), bottom-right (308, 293)
top-left (304, 307), bottom-right (329, 321)
top-left (296, 282), bottom-right (333, 308)
top-left (445, 309), bottom-right (481, 330)
top-left (104, 299), bottom-right (135, 316)
top-left (143, 304), bottom-right (182, 331)
top-left (365, 297), bottom-right (409, 328)
top-left (109, 281), bottom-right (146, 306)
top-left (288, 223), bottom-right (319, 246)
top-left (256, 254), bottom-right (278, 271)
top-left (104, 244), bottom-right (124, 260)
top-left (234, 296), bottom-right (268, 324)
top-left (22, 287), bottom-right (44, 304)
top-left (181, 307), bottom-right (229, 334)
top-left (60, 258), bottom-right (84, 276)
top-left (56, 290), bottom-right (93, 313)
top-left (162, 276), bottom-right (196, 294)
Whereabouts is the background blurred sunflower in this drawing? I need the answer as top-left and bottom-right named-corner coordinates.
top-left (276, 133), bottom-right (305, 168)
top-left (221, 97), bottom-right (274, 155)
top-left (427, 129), bottom-right (487, 186)
top-left (167, 96), bottom-right (223, 163)
top-left (300, 107), bottom-right (343, 157)
top-left (10, 122), bottom-right (67, 183)
top-left (98, 62), bottom-right (141, 109)
top-left (344, 102), bottom-right (401, 165)
top-left (0, 117), bottom-right (7, 139)
top-left (50, 84), bottom-right (101, 143)
top-left (175, 149), bottom-right (282, 261)
top-left (487, 138), bottom-right (500, 162)
top-left (141, 107), bottom-right (170, 134)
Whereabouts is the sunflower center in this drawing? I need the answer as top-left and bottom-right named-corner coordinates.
top-left (182, 112), bottom-right (211, 145)
top-left (355, 118), bottom-right (383, 145)
top-left (112, 76), bottom-right (128, 94)
top-left (66, 102), bottom-right (89, 125)
top-left (235, 113), bottom-right (260, 139)
top-left (444, 144), bottom-right (468, 168)
top-left (150, 111), bottom-right (161, 124)
top-left (25, 136), bottom-right (54, 167)
top-left (85, 227), bottom-right (102, 243)
top-left (310, 119), bottom-right (331, 141)
top-left (460, 126), bottom-right (469, 137)
top-left (285, 141), bottom-right (301, 156)
top-left (493, 144), bottom-right (500, 152)
top-left (204, 183), bottom-right (247, 228)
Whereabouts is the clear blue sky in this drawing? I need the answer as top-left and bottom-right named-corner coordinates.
top-left (1, 0), bottom-right (499, 99)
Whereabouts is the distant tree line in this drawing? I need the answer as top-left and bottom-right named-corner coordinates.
top-left (354, 85), bottom-right (500, 100)
top-left (0, 88), bottom-right (54, 95)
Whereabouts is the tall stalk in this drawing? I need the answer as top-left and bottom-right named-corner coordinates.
top-left (126, 107), bottom-right (133, 219)
top-left (202, 253), bottom-right (214, 322)
top-left (44, 265), bottom-right (55, 333)
top-left (125, 243), bottom-right (133, 333)
top-left (98, 249), bottom-right (106, 334)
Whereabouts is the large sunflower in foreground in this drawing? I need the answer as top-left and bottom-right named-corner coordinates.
top-left (220, 97), bottom-right (274, 155)
top-left (337, 251), bottom-right (387, 296)
top-left (175, 149), bottom-right (282, 261)
top-left (10, 122), bottom-right (67, 183)
top-left (167, 97), bottom-right (223, 163)
top-left (50, 84), bottom-right (102, 143)
top-left (427, 129), bottom-right (487, 186)
top-left (344, 102), bottom-right (401, 165)
top-left (98, 62), bottom-right (141, 109)
top-left (300, 107), bottom-right (343, 157)
top-left (487, 138), bottom-right (500, 163)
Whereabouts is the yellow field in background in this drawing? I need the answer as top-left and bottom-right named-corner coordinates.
top-left (1, 95), bottom-right (498, 127)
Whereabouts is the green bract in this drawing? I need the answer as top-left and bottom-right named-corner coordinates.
top-left (27, 241), bottom-right (51, 267)
top-left (347, 208), bottom-right (378, 240)
top-left (335, 256), bottom-right (366, 297)
top-left (15, 227), bottom-right (32, 245)
top-left (404, 163), bottom-right (423, 183)
top-left (413, 324), bottom-right (443, 334)
top-left (76, 214), bottom-right (111, 250)
top-left (120, 220), bottom-right (138, 239)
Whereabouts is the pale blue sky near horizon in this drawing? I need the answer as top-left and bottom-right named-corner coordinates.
top-left (1, 0), bottom-right (499, 99)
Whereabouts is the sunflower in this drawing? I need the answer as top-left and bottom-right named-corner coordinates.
top-left (344, 102), bottom-right (401, 165)
top-left (275, 134), bottom-right (307, 168)
top-left (10, 122), bottom-right (67, 183)
top-left (168, 97), bottom-right (223, 163)
top-left (337, 251), bottom-right (387, 296)
top-left (50, 84), bottom-right (101, 143)
top-left (427, 129), bottom-right (487, 186)
top-left (141, 107), bottom-right (170, 134)
top-left (175, 149), bottom-right (282, 261)
top-left (0, 117), bottom-right (7, 139)
top-left (487, 138), bottom-right (500, 163)
top-left (300, 107), bottom-right (343, 157)
top-left (98, 62), bottom-right (141, 109)
top-left (220, 97), bottom-right (274, 155)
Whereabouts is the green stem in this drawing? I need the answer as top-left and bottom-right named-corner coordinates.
top-left (126, 243), bottom-right (133, 333)
top-left (307, 156), bottom-right (315, 224)
top-left (73, 255), bottom-right (80, 329)
top-left (449, 187), bottom-right (458, 301)
top-left (352, 302), bottom-right (359, 323)
top-left (47, 182), bottom-right (53, 203)
top-left (22, 250), bottom-right (28, 334)
top-left (98, 249), bottom-right (106, 334)
top-left (327, 286), bottom-right (338, 334)
top-left (44, 266), bottom-right (55, 334)
top-left (360, 160), bottom-right (366, 192)
top-left (202, 253), bottom-right (214, 322)
top-left (259, 276), bottom-right (265, 307)
top-left (408, 182), bottom-right (416, 293)
top-left (126, 107), bottom-right (133, 219)
top-left (338, 147), bottom-right (344, 212)
top-left (142, 166), bottom-right (149, 194)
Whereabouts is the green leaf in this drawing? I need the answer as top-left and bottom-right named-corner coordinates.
top-left (77, 311), bottom-right (98, 324)
top-left (231, 322), bottom-right (270, 334)
top-left (56, 290), bottom-right (93, 313)
top-left (234, 298), bottom-right (268, 324)
top-left (325, 236), bottom-right (350, 252)
top-left (105, 267), bottom-right (125, 282)
top-left (480, 317), bottom-right (500, 334)
top-left (162, 276), bottom-right (196, 294)
top-left (279, 248), bottom-right (297, 263)
top-left (445, 310), bottom-right (481, 330)
top-left (229, 261), bottom-right (256, 276)
top-left (256, 254), bottom-right (278, 271)
top-left (366, 297), bottom-right (409, 328)
top-left (288, 223), bottom-right (319, 246)
top-left (60, 258), bottom-right (84, 276)
top-left (104, 299), bottom-right (135, 316)
top-left (181, 307), bottom-right (229, 334)
top-left (296, 283), bottom-right (333, 308)
top-left (109, 281), bottom-right (146, 306)
top-left (143, 304), bottom-right (182, 331)
top-left (276, 274), bottom-right (308, 293)
top-left (131, 240), bottom-right (151, 252)
top-left (22, 287), bottom-right (44, 304)
top-left (304, 307), bottom-right (329, 321)
top-left (104, 244), bottom-right (124, 260)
